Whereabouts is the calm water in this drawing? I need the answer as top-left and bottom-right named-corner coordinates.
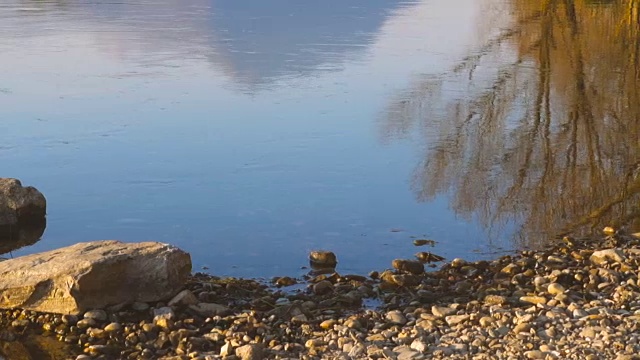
top-left (2, 0), bottom-right (639, 278)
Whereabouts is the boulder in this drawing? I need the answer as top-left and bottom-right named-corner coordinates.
top-left (0, 240), bottom-right (191, 314)
top-left (0, 178), bottom-right (46, 226)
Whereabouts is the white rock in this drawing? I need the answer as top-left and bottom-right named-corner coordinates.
top-left (410, 338), bottom-right (428, 353)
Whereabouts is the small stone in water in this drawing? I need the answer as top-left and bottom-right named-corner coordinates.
top-left (309, 250), bottom-right (337, 268)
top-left (392, 259), bottom-right (425, 275)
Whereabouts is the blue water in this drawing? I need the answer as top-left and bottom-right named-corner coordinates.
top-left (0, 0), bottom-right (516, 277)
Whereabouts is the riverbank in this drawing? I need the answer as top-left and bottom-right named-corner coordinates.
top-left (2, 228), bottom-right (640, 359)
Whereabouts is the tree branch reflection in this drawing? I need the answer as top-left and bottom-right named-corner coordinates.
top-left (383, 0), bottom-right (640, 246)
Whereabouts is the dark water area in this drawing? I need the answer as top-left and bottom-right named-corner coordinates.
top-left (1, 0), bottom-right (639, 279)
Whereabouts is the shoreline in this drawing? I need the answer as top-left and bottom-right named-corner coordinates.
top-left (1, 229), bottom-right (640, 359)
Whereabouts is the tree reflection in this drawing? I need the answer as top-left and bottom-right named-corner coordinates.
top-left (383, 0), bottom-right (640, 246)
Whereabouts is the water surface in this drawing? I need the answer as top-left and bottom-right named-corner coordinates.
top-left (2, 0), bottom-right (638, 277)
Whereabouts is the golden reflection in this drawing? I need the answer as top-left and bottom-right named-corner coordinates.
top-left (383, 0), bottom-right (640, 246)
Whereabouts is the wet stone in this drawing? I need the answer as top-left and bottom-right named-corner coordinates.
top-left (392, 259), bottom-right (425, 275)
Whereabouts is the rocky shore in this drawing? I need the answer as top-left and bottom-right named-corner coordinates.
top-left (1, 228), bottom-right (640, 359)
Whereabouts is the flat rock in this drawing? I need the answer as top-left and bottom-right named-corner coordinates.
top-left (0, 240), bottom-right (191, 314)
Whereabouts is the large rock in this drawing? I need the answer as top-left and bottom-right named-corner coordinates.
top-left (0, 178), bottom-right (46, 226)
top-left (0, 240), bottom-right (191, 314)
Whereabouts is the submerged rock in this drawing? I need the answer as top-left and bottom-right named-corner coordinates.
top-left (0, 240), bottom-right (191, 314)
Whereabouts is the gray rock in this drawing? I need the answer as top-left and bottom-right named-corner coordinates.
top-left (168, 289), bottom-right (199, 306)
top-left (0, 241), bottom-right (191, 314)
top-left (0, 178), bottom-right (46, 226)
top-left (153, 307), bottom-right (175, 321)
top-left (189, 302), bottom-right (230, 317)
top-left (84, 309), bottom-right (107, 322)
top-left (131, 302), bottom-right (150, 312)
top-left (386, 310), bottom-right (408, 325)
top-left (313, 280), bottom-right (334, 295)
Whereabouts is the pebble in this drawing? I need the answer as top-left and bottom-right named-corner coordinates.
top-left (313, 280), bottom-right (334, 295)
top-left (153, 307), bottom-right (175, 321)
top-left (445, 315), bottom-right (469, 326)
top-left (235, 344), bottom-right (263, 360)
top-left (386, 310), bottom-right (407, 325)
top-left (520, 296), bottom-right (547, 305)
top-left (432, 305), bottom-right (456, 318)
top-left (524, 350), bottom-right (546, 359)
top-left (83, 309), bottom-right (107, 322)
top-left (410, 338), bottom-right (428, 353)
top-left (548, 282), bottom-right (565, 295)
top-left (104, 322), bottom-right (122, 332)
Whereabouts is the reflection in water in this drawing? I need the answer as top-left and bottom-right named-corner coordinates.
top-left (383, 0), bottom-right (640, 247)
top-left (0, 219), bottom-right (46, 255)
top-left (4, 0), bottom-right (409, 92)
